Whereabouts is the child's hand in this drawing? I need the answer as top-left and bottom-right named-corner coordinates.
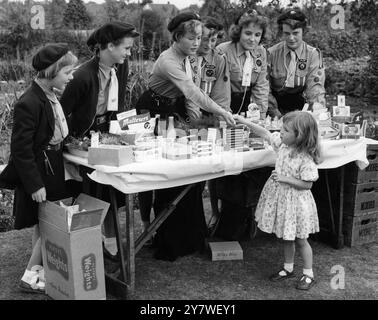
top-left (32, 187), bottom-right (46, 203)
top-left (271, 170), bottom-right (286, 183)
top-left (233, 114), bottom-right (247, 125)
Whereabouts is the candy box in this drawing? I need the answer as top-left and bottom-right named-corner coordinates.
top-left (208, 241), bottom-right (243, 261)
top-left (88, 145), bottom-right (134, 167)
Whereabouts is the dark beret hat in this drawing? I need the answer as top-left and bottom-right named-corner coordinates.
top-left (277, 8), bottom-right (307, 25)
top-left (167, 12), bottom-right (201, 33)
top-left (202, 16), bottom-right (224, 31)
top-left (87, 21), bottom-right (139, 47)
top-left (32, 43), bottom-right (69, 71)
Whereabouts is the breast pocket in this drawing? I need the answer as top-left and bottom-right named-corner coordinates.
top-left (229, 63), bottom-right (241, 82)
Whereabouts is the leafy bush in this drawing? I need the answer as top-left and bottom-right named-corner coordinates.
top-left (305, 29), bottom-right (370, 61)
top-left (125, 60), bottom-right (153, 110)
top-left (0, 189), bottom-right (14, 232)
top-left (0, 214), bottom-right (14, 232)
top-left (0, 61), bottom-right (35, 82)
top-left (324, 56), bottom-right (370, 97)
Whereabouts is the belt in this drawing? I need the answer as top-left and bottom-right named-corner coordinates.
top-left (45, 142), bottom-right (62, 151)
top-left (149, 88), bottom-right (183, 106)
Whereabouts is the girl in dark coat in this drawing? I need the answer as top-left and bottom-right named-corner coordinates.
top-left (0, 44), bottom-right (77, 293)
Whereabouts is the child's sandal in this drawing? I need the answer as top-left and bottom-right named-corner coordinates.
top-left (19, 277), bottom-right (45, 294)
top-left (269, 268), bottom-right (295, 282)
top-left (296, 274), bottom-right (316, 290)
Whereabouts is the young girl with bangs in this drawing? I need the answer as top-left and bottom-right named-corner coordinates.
top-left (0, 44), bottom-right (77, 293)
top-left (234, 111), bottom-right (321, 290)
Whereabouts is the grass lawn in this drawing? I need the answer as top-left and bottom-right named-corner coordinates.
top-left (1, 197), bottom-right (377, 301)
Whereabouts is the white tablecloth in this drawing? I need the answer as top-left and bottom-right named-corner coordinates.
top-left (63, 138), bottom-right (378, 194)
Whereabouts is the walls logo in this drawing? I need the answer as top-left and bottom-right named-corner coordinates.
top-left (82, 254), bottom-right (98, 291)
top-left (46, 240), bottom-right (69, 280)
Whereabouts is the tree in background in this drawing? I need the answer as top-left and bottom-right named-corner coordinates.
top-left (140, 8), bottom-right (164, 60)
top-left (63, 0), bottom-right (92, 30)
top-left (105, 0), bottom-right (122, 21)
top-left (46, 0), bottom-right (68, 30)
top-left (350, 0), bottom-right (378, 31)
top-left (200, 0), bottom-right (239, 37)
top-left (0, 1), bottom-right (36, 61)
top-left (350, 0), bottom-right (378, 100)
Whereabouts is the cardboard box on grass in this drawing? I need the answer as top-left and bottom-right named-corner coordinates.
top-left (208, 241), bottom-right (243, 261)
top-left (39, 193), bottom-right (110, 300)
top-left (88, 145), bottom-right (134, 167)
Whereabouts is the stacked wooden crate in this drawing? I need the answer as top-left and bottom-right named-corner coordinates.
top-left (343, 144), bottom-right (378, 247)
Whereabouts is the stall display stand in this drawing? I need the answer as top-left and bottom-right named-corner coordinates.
top-left (63, 137), bottom-right (377, 299)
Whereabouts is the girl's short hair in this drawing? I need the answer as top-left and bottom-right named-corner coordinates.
top-left (99, 37), bottom-right (127, 51)
top-left (37, 51), bottom-right (78, 80)
top-left (171, 19), bottom-right (203, 42)
top-left (283, 111), bottom-right (321, 164)
top-left (202, 16), bottom-right (224, 38)
top-left (277, 9), bottom-right (308, 33)
top-left (229, 10), bottom-right (269, 44)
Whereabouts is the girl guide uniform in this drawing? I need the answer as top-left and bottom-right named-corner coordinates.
top-left (61, 21), bottom-right (139, 137)
top-left (135, 45), bottom-right (231, 122)
top-left (216, 10), bottom-right (269, 116)
top-left (217, 41), bottom-right (268, 115)
top-left (135, 13), bottom-right (235, 124)
top-left (186, 48), bottom-right (231, 120)
top-left (267, 9), bottom-right (326, 116)
top-left (268, 42), bottom-right (326, 115)
top-left (0, 44), bottom-right (73, 229)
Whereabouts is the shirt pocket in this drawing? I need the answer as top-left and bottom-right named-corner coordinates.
top-left (295, 68), bottom-right (308, 78)
top-left (229, 62), bottom-right (241, 82)
top-left (271, 66), bottom-right (286, 80)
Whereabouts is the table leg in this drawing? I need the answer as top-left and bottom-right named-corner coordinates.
top-left (135, 184), bottom-right (194, 254)
top-left (108, 188), bottom-right (127, 281)
top-left (79, 165), bottom-right (91, 194)
top-left (325, 171), bottom-right (336, 235)
top-left (336, 166), bottom-right (345, 249)
top-left (125, 193), bottom-right (135, 293)
top-left (104, 188), bottom-right (129, 299)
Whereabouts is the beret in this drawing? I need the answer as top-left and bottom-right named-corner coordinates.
top-left (202, 16), bottom-right (224, 31)
top-left (32, 43), bottom-right (69, 71)
top-left (87, 21), bottom-right (139, 48)
top-left (167, 12), bottom-right (201, 33)
top-left (277, 9), bottom-right (307, 25)
top-left (235, 9), bottom-right (258, 25)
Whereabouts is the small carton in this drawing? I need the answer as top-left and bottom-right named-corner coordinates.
top-left (39, 194), bottom-right (110, 300)
top-left (88, 145), bottom-right (134, 166)
top-left (208, 241), bottom-right (243, 261)
top-left (133, 146), bottom-right (163, 162)
top-left (163, 142), bottom-right (192, 160)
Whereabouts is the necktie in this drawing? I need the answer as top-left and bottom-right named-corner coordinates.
top-left (242, 50), bottom-right (253, 87)
top-left (107, 68), bottom-right (119, 111)
top-left (285, 50), bottom-right (297, 88)
top-left (185, 57), bottom-right (193, 81)
top-left (50, 95), bottom-right (69, 139)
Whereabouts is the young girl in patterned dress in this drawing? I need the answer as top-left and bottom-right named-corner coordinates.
top-left (234, 111), bottom-right (321, 290)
